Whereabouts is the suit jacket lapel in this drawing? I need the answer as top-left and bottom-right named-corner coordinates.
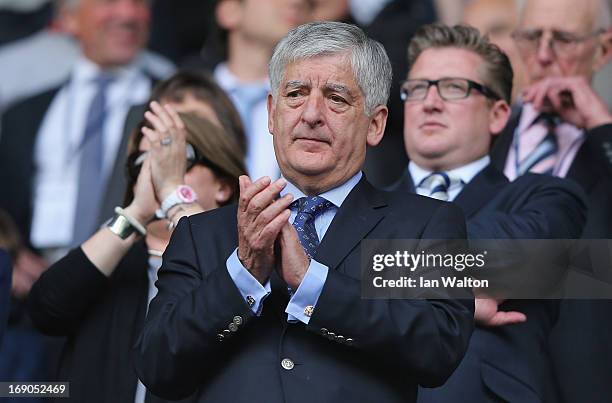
top-left (316, 177), bottom-right (388, 271)
top-left (453, 165), bottom-right (508, 219)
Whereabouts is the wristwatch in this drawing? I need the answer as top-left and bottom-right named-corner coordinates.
top-left (158, 185), bottom-right (198, 218)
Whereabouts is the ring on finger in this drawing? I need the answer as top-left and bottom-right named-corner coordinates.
top-left (160, 137), bottom-right (172, 146)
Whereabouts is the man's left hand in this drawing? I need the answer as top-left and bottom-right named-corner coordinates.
top-left (276, 222), bottom-right (309, 289)
top-left (523, 76), bottom-right (612, 130)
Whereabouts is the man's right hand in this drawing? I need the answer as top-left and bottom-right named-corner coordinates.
top-left (237, 176), bottom-right (293, 285)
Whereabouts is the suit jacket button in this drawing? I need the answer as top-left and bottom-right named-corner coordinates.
top-left (327, 332), bottom-right (336, 340)
top-left (335, 335), bottom-right (345, 343)
top-left (228, 322), bottom-right (238, 332)
top-left (346, 338), bottom-right (354, 346)
top-left (281, 358), bottom-right (294, 370)
top-left (217, 334), bottom-right (225, 341)
top-left (320, 328), bottom-right (329, 336)
top-left (223, 329), bottom-right (231, 336)
top-left (233, 316), bottom-right (243, 326)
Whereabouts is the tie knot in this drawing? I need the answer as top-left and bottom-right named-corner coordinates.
top-left (534, 112), bottom-right (559, 129)
top-left (292, 196), bottom-right (333, 216)
top-left (418, 172), bottom-right (461, 201)
top-left (93, 73), bottom-right (114, 90)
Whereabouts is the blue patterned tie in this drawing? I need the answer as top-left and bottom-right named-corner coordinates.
top-left (71, 74), bottom-right (113, 246)
top-left (291, 196), bottom-right (333, 259)
top-left (418, 172), bottom-right (462, 201)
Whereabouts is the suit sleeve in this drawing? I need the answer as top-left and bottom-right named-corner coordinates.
top-left (467, 175), bottom-right (587, 239)
top-left (305, 202), bottom-right (474, 387)
top-left (133, 215), bottom-right (256, 400)
top-left (27, 247), bottom-right (111, 336)
top-left (582, 123), bottom-right (612, 177)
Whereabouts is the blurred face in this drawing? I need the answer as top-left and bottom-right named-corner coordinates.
top-left (268, 53), bottom-right (387, 194)
top-left (311, 0), bottom-right (349, 22)
top-left (403, 48), bottom-right (509, 171)
top-left (516, 0), bottom-right (609, 82)
top-left (463, 0), bottom-right (527, 101)
top-left (64, 0), bottom-right (150, 68)
top-left (221, 0), bottom-right (312, 47)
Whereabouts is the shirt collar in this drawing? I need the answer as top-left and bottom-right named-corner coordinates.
top-left (517, 102), bottom-right (541, 133)
top-left (409, 155), bottom-right (490, 188)
top-left (214, 62), bottom-right (270, 92)
top-left (71, 53), bottom-right (143, 86)
top-left (280, 171), bottom-right (363, 209)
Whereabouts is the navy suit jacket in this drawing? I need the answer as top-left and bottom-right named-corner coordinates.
top-left (394, 165), bottom-right (586, 402)
top-left (491, 114), bottom-right (612, 403)
top-left (134, 177), bottom-right (475, 403)
top-left (0, 249), bottom-right (11, 345)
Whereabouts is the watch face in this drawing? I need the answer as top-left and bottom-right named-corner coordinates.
top-left (178, 185), bottom-right (197, 202)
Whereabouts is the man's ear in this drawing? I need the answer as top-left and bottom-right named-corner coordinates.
top-left (489, 99), bottom-right (511, 137)
top-left (57, 3), bottom-right (79, 36)
top-left (267, 93), bottom-right (275, 136)
top-left (366, 105), bottom-right (388, 147)
top-left (593, 29), bottom-right (612, 71)
top-left (216, 0), bottom-right (243, 31)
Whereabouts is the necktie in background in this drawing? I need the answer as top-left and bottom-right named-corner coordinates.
top-left (231, 85), bottom-right (269, 138)
top-left (418, 172), bottom-right (462, 201)
top-left (517, 113), bottom-right (559, 176)
top-left (291, 196), bottom-right (333, 259)
top-left (71, 74), bottom-right (113, 246)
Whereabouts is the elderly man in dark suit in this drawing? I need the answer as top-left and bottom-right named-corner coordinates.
top-left (489, 1), bottom-right (612, 402)
top-left (394, 24), bottom-right (586, 402)
top-left (134, 21), bottom-right (474, 403)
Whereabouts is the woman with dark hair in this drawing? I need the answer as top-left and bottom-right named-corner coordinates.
top-left (27, 72), bottom-right (246, 403)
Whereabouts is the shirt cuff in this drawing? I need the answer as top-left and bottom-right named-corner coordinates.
top-left (285, 259), bottom-right (328, 324)
top-left (226, 248), bottom-right (271, 315)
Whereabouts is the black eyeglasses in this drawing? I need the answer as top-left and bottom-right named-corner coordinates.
top-left (126, 143), bottom-right (204, 182)
top-left (400, 77), bottom-right (501, 102)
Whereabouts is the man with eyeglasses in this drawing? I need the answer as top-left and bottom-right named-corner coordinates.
top-left (394, 24), bottom-right (586, 403)
top-left (489, 1), bottom-right (612, 402)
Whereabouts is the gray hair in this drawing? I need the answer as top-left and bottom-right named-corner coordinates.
top-left (269, 21), bottom-right (392, 116)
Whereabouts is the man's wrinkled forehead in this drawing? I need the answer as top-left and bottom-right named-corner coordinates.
top-left (520, 0), bottom-right (597, 33)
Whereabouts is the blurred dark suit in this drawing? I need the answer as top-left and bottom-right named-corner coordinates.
top-left (491, 115), bottom-right (612, 403)
top-left (395, 165), bottom-right (586, 402)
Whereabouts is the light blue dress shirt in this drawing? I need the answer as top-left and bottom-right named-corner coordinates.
top-left (226, 172), bottom-right (363, 324)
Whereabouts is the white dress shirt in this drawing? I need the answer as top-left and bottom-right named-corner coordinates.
top-left (30, 55), bottom-right (154, 252)
top-left (409, 156), bottom-right (490, 201)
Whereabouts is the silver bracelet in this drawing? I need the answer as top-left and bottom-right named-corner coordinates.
top-left (113, 207), bottom-right (147, 236)
top-left (107, 214), bottom-right (135, 240)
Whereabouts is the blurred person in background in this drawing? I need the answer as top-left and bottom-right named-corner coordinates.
top-left (0, 0), bottom-right (171, 395)
top-left (187, 0), bottom-right (313, 180)
top-left (28, 71), bottom-right (246, 403)
top-left (489, 0), bottom-right (612, 402)
top-left (0, 0), bottom-right (173, 113)
top-left (0, 209), bottom-right (19, 347)
top-left (462, 0), bottom-right (528, 103)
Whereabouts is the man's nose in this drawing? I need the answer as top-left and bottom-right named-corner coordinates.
top-left (301, 93), bottom-right (324, 128)
top-left (422, 85), bottom-right (444, 112)
top-left (536, 34), bottom-right (555, 66)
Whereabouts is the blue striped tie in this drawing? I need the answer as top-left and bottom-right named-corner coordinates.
top-left (418, 172), bottom-right (457, 201)
top-left (517, 113), bottom-right (559, 176)
top-left (291, 196), bottom-right (333, 259)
